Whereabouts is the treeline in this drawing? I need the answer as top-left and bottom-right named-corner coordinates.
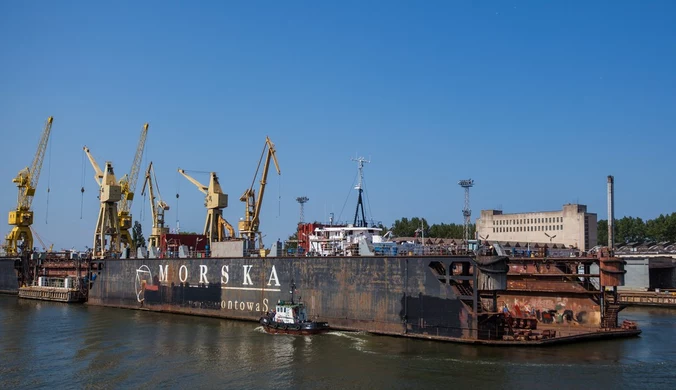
top-left (390, 217), bottom-right (475, 239)
top-left (598, 213), bottom-right (676, 245)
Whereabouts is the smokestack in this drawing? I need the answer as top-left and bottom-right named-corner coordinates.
top-left (607, 175), bottom-right (615, 249)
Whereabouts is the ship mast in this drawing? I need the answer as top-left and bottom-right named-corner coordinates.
top-left (352, 156), bottom-right (370, 227)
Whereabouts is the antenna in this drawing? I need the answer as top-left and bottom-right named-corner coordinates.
top-left (458, 179), bottom-right (475, 244)
top-left (351, 156), bottom-right (370, 227)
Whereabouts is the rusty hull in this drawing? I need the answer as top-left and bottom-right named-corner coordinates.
top-left (88, 256), bottom-right (477, 340)
top-left (86, 255), bottom-right (640, 345)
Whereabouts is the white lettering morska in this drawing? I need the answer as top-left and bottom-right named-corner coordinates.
top-left (154, 264), bottom-right (280, 291)
top-left (267, 265), bottom-right (280, 286)
top-left (159, 265), bottom-right (168, 283)
top-left (199, 265), bottom-right (209, 284)
top-left (242, 265), bottom-right (253, 285)
top-left (221, 265), bottom-right (229, 284)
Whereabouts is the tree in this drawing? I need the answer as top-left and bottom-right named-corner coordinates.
top-left (285, 232), bottom-right (298, 251)
top-left (597, 219), bottom-right (608, 246)
top-left (390, 218), bottom-right (474, 239)
top-left (391, 217), bottom-right (429, 237)
top-left (132, 221), bottom-right (146, 248)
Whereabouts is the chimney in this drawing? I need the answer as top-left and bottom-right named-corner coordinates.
top-left (607, 175), bottom-right (615, 249)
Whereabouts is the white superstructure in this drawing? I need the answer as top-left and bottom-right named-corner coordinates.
top-left (308, 225), bottom-right (386, 256)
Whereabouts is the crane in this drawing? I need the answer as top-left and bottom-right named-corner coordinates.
top-left (178, 169), bottom-right (232, 244)
top-left (4, 116), bottom-right (54, 255)
top-left (118, 123), bottom-right (149, 252)
top-left (141, 161), bottom-right (170, 248)
top-left (84, 146), bottom-right (122, 259)
top-left (238, 136), bottom-right (280, 251)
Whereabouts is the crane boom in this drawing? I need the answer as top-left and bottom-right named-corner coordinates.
top-left (4, 116), bottom-right (54, 255)
top-left (83, 146), bottom-right (103, 186)
top-left (178, 169), bottom-right (208, 194)
top-left (238, 136), bottom-right (280, 251)
top-left (18, 117), bottom-right (54, 210)
top-left (178, 169), bottom-right (229, 244)
top-left (142, 161), bottom-right (170, 248)
top-left (141, 162), bottom-right (158, 228)
top-left (118, 123), bottom-right (149, 253)
top-left (119, 123), bottom-right (149, 213)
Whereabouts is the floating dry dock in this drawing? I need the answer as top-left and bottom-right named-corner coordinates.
top-left (81, 248), bottom-right (640, 345)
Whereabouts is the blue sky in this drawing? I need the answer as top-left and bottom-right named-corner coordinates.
top-left (1, 1), bottom-right (675, 250)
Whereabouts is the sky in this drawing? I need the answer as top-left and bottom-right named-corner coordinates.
top-left (1, 1), bottom-right (675, 251)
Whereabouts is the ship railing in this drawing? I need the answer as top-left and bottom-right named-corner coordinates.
top-left (28, 276), bottom-right (82, 289)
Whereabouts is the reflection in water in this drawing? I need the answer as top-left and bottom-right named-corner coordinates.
top-left (1, 296), bottom-right (675, 389)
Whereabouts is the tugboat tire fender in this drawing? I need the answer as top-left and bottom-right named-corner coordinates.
top-left (283, 324), bottom-right (289, 330)
top-left (273, 323), bottom-right (279, 329)
top-left (295, 325), bottom-right (301, 330)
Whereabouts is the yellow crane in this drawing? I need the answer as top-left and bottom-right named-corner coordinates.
top-left (83, 146), bottom-right (122, 259)
top-left (141, 161), bottom-right (170, 248)
top-left (4, 116), bottom-right (54, 255)
top-left (178, 169), bottom-right (233, 244)
top-left (118, 123), bottom-right (149, 252)
top-left (238, 136), bottom-right (280, 251)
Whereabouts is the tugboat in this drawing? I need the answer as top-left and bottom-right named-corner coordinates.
top-left (259, 282), bottom-right (329, 335)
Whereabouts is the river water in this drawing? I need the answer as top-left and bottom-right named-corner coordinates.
top-left (0, 295), bottom-right (674, 389)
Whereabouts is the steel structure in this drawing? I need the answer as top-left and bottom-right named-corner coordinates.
top-left (458, 179), bottom-right (474, 243)
top-left (296, 196), bottom-right (309, 224)
top-left (4, 117), bottom-right (54, 255)
top-left (607, 175), bottom-right (615, 250)
top-left (141, 162), bottom-right (170, 248)
top-left (238, 136), bottom-right (281, 251)
top-left (118, 123), bottom-right (149, 252)
top-left (351, 156), bottom-right (370, 227)
top-left (178, 170), bottom-right (229, 244)
top-left (84, 146), bottom-right (122, 259)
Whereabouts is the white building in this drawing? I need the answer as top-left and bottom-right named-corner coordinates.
top-left (476, 204), bottom-right (597, 251)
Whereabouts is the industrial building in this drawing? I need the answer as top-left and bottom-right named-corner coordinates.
top-left (476, 204), bottom-right (597, 251)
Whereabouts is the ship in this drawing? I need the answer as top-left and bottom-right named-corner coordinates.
top-left (0, 155), bottom-right (641, 345)
top-left (258, 281), bottom-right (330, 335)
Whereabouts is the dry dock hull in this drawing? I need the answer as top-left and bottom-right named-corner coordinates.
top-left (88, 256), bottom-right (471, 338)
top-left (87, 256), bottom-right (639, 345)
top-left (0, 258), bottom-right (19, 294)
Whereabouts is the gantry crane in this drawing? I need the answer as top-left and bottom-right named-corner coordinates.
top-left (178, 169), bottom-right (233, 244)
top-left (118, 123), bottom-right (149, 252)
top-left (4, 116), bottom-right (54, 255)
top-left (238, 136), bottom-right (280, 251)
top-left (83, 146), bottom-right (122, 259)
top-left (141, 161), bottom-right (170, 248)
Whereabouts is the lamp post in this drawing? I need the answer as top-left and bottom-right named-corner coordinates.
top-left (544, 232), bottom-right (556, 244)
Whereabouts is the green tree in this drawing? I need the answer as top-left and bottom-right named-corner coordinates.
top-left (285, 232), bottom-right (298, 251)
top-left (391, 217), bottom-right (429, 237)
top-left (597, 219), bottom-right (608, 246)
top-left (132, 221), bottom-right (146, 248)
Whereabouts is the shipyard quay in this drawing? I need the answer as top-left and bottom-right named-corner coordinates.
top-left (476, 204), bottom-right (598, 251)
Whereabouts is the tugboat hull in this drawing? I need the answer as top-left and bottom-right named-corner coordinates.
top-left (259, 316), bottom-right (329, 335)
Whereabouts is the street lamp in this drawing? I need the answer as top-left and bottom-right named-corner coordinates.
top-left (544, 232), bottom-right (556, 243)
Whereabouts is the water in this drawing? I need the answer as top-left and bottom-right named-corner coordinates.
top-left (1, 296), bottom-right (674, 390)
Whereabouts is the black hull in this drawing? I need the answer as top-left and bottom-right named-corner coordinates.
top-left (85, 255), bottom-right (639, 345)
top-left (0, 258), bottom-right (19, 294)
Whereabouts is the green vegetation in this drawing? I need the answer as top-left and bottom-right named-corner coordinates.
top-left (598, 213), bottom-right (676, 245)
top-left (390, 217), bottom-right (474, 239)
